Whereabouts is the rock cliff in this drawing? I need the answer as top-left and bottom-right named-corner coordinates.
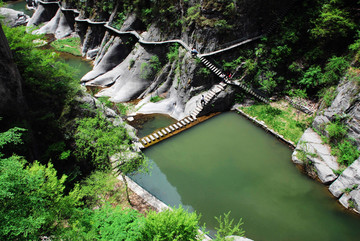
top-left (292, 76), bottom-right (360, 213)
top-left (0, 22), bottom-right (26, 119)
top-left (26, 0), bottom-right (288, 120)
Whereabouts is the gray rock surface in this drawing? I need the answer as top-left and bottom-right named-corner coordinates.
top-left (0, 8), bottom-right (29, 27)
top-left (81, 36), bottom-right (131, 82)
top-left (329, 159), bottom-right (360, 197)
top-left (93, 43), bottom-right (162, 101)
top-left (329, 159), bottom-right (360, 213)
top-left (313, 79), bottom-right (360, 144)
top-left (225, 236), bottom-right (253, 241)
top-left (119, 13), bottom-right (143, 31)
top-left (86, 48), bottom-right (99, 59)
top-left (292, 128), bottom-right (339, 183)
top-left (33, 8), bottom-right (73, 39)
top-left (80, 25), bottom-right (105, 58)
top-left (0, 22), bottom-right (26, 117)
top-left (26, 3), bottom-right (57, 27)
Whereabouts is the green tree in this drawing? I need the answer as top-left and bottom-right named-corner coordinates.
top-left (74, 113), bottom-right (146, 205)
top-left (299, 65), bottom-right (323, 89)
top-left (321, 56), bottom-right (349, 86)
top-left (0, 153), bottom-right (79, 239)
top-left (310, 4), bottom-right (355, 40)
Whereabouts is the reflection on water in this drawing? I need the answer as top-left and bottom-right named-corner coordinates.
top-left (59, 53), bottom-right (93, 80)
top-left (129, 114), bottom-right (177, 138)
top-left (132, 112), bottom-right (360, 241)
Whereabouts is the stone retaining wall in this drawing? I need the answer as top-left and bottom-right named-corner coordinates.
top-left (236, 108), bottom-right (296, 149)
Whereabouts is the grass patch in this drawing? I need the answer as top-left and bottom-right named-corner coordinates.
top-left (150, 95), bottom-right (164, 103)
top-left (240, 101), bottom-right (313, 144)
top-left (50, 37), bottom-right (81, 56)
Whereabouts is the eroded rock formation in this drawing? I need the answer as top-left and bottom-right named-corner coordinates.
top-left (26, 0), bottom-right (288, 120)
top-left (293, 77), bottom-right (360, 213)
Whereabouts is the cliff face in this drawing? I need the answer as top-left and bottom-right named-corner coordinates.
top-left (292, 76), bottom-right (360, 214)
top-left (0, 23), bottom-right (26, 119)
top-left (26, 0), bottom-right (289, 120)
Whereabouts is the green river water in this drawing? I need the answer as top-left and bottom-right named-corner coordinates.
top-left (132, 112), bottom-right (360, 241)
top-left (5, 0), bottom-right (33, 16)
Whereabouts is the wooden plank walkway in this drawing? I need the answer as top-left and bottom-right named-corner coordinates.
top-left (138, 113), bottom-right (219, 149)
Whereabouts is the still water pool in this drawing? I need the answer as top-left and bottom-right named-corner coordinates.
top-left (132, 112), bottom-right (360, 241)
top-left (59, 52), bottom-right (93, 80)
top-left (5, 0), bottom-right (33, 16)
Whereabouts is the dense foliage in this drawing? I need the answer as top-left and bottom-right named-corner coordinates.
top-left (0, 21), bottom-right (246, 240)
top-left (215, 0), bottom-right (360, 99)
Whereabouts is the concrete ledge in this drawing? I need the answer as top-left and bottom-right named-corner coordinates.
top-left (236, 108), bottom-right (296, 149)
top-left (117, 175), bottom-right (212, 240)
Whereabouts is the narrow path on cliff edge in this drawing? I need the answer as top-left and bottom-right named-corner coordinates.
top-left (32, 0), bottom-right (296, 149)
top-left (36, 0), bottom-right (264, 56)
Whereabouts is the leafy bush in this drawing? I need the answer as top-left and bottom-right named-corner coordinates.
top-left (332, 140), bottom-right (360, 166)
top-left (310, 4), bottom-right (355, 40)
top-left (141, 206), bottom-right (202, 241)
top-left (116, 103), bottom-right (130, 115)
top-left (63, 204), bottom-right (144, 240)
top-left (76, 171), bottom-right (127, 208)
top-left (167, 43), bottom-right (179, 62)
top-left (0, 157), bottom-right (79, 240)
top-left (258, 70), bottom-right (278, 93)
top-left (299, 65), bottom-right (323, 89)
top-left (326, 120), bottom-right (347, 142)
top-left (98, 96), bottom-right (113, 108)
top-left (319, 86), bottom-right (337, 107)
top-left (214, 211), bottom-right (245, 241)
top-left (150, 55), bottom-right (161, 73)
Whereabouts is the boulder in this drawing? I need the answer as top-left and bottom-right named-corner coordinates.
top-left (0, 8), bottom-right (29, 27)
top-left (86, 48), bottom-right (99, 59)
top-left (329, 159), bottom-right (360, 198)
top-left (292, 128), bottom-right (339, 183)
top-left (33, 8), bottom-right (74, 39)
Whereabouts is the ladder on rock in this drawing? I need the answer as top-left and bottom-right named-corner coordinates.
top-left (190, 81), bottom-right (227, 118)
top-left (228, 79), bottom-right (269, 104)
top-left (199, 56), bottom-right (269, 104)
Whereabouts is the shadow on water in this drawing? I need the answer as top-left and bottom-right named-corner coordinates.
top-left (128, 114), bottom-right (177, 138)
